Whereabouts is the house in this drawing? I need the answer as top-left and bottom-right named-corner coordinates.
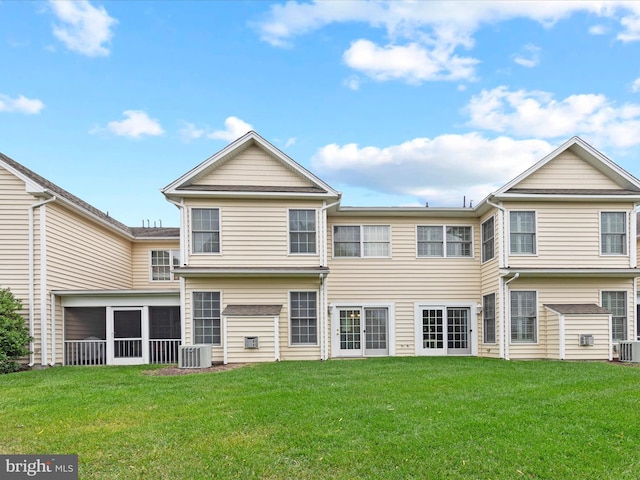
top-left (1, 132), bottom-right (639, 367)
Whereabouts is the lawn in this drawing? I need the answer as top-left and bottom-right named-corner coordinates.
top-left (1, 357), bottom-right (639, 479)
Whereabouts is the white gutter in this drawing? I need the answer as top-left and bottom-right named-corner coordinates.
top-left (502, 273), bottom-right (520, 361)
top-left (28, 195), bottom-right (56, 367)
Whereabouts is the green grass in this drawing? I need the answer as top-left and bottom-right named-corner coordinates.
top-left (1, 358), bottom-right (640, 479)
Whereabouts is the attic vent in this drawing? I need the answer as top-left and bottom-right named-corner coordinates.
top-left (178, 345), bottom-right (212, 368)
top-left (579, 334), bottom-right (594, 347)
top-left (244, 336), bottom-right (259, 349)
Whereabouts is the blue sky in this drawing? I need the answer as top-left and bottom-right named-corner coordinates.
top-left (2, 1), bottom-right (640, 227)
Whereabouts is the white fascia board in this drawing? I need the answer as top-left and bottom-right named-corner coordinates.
top-left (332, 206), bottom-right (478, 218)
top-left (53, 289), bottom-right (180, 296)
top-left (174, 268), bottom-right (329, 278)
top-left (166, 190), bottom-right (339, 200)
top-left (162, 131), bottom-right (340, 198)
top-left (500, 268), bottom-right (640, 278)
top-left (493, 194), bottom-right (640, 202)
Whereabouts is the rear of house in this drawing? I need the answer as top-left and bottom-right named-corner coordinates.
top-left (2, 132), bottom-right (640, 368)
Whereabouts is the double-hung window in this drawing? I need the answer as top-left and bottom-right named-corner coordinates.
top-left (333, 225), bottom-right (390, 257)
top-left (193, 292), bottom-right (221, 345)
top-left (192, 208), bottom-right (220, 253)
top-left (150, 249), bottom-right (180, 281)
top-left (482, 217), bottom-right (495, 262)
top-left (510, 291), bottom-right (537, 343)
top-left (602, 291), bottom-right (627, 342)
top-left (417, 226), bottom-right (472, 257)
top-left (601, 212), bottom-right (626, 255)
top-left (289, 209), bottom-right (316, 254)
top-left (483, 293), bottom-right (496, 344)
top-left (290, 291), bottom-right (317, 345)
top-left (510, 211), bottom-right (536, 254)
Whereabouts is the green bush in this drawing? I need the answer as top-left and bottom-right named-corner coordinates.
top-left (0, 288), bottom-right (32, 373)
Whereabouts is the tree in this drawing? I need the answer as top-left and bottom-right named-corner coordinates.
top-left (0, 288), bottom-right (32, 373)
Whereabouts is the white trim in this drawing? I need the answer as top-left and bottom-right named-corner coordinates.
top-left (558, 313), bottom-right (566, 360)
top-left (415, 224), bottom-right (475, 259)
top-left (413, 302), bottom-right (478, 356)
top-left (107, 306), bottom-right (148, 366)
top-left (59, 294), bottom-right (179, 308)
top-left (599, 210), bottom-right (628, 257)
top-left (223, 315), bottom-right (228, 365)
top-left (40, 203), bottom-right (48, 366)
top-left (481, 215), bottom-right (496, 264)
top-left (332, 224), bottom-right (392, 259)
top-left (507, 209), bottom-right (538, 257)
top-left (331, 302), bottom-right (396, 358)
top-left (50, 292), bottom-right (56, 366)
top-left (508, 289), bottom-right (539, 345)
top-left (189, 206), bottom-right (222, 256)
top-left (608, 314), bottom-right (613, 360)
top-left (287, 207), bottom-right (319, 256)
top-left (273, 315), bottom-right (280, 361)
top-left (288, 289), bottom-right (320, 347)
top-left (149, 248), bottom-right (181, 282)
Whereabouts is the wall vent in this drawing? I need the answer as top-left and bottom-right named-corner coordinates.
top-left (244, 336), bottom-right (259, 349)
top-left (579, 334), bottom-right (594, 347)
top-left (178, 345), bottom-right (212, 368)
top-left (619, 341), bottom-right (640, 363)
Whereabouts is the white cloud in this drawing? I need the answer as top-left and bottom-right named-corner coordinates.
top-left (589, 24), bottom-right (608, 35)
top-left (343, 75), bottom-right (361, 91)
top-left (208, 116), bottom-right (253, 142)
top-left (256, 1), bottom-right (640, 84)
top-left (311, 133), bottom-right (552, 206)
top-left (49, 0), bottom-right (117, 57)
top-left (343, 39), bottom-right (478, 83)
top-left (0, 94), bottom-right (45, 114)
top-left (178, 122), bottom-right (206, 142)
top-left (632, 77), bottom-right (640, 92)
top-left (513, 44), bottom-right (541, 68)
top-left (94, 110), bottom-right (164, 138)
top-left (465, 86), bottom-right (640, 148)
top-left (284, 137), bottom-right (297, 148)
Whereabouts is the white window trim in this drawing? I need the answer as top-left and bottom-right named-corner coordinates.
top-left (149, 249), bottom-right (180, 282)
top-left (599, 210), bottom-right (628, 257)
top-left (332, 224), bottom-right (392, 259)
top-left (330, 302), bottom-right (396, 358)
top-left (192, 290), bottom-right (223, 347)
top-left (508, 289), bottom-right (539, 345)
top-left (507, 210), bottom-right (538, 257)
top-left (415, 225), bottom-right (474, 259)
top-left (413, 302), bottom-right (478, 356)
top-left (482, 292), bottom-right (497, 345)
top-left (481, 216), bottom-right (495, 264)
top-left (190, 206), bottom-right (222, 256)
top-left (289, 290), bottom-right (320, 347)
top-left (600, 289), bottom-right (628, 343)
top-left (287, 208), bottom-right (319, 256)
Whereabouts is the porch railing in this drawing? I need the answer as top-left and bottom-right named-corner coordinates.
top-left (65, 339), bottom-right (107, 366)
top-left (149, 339), bottom-right (181, 364)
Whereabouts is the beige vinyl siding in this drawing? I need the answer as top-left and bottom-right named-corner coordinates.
top-left (226, 316), bottom-right (276, 363)
top-left (327, 215), bottom-right (481, 356)
top-left (186, 198), bottom-right (323, 267)
top-left (46, 203), bottom-right (133, 290)
top-left (184, 277), bottom-right (322, 364)
top-left (132, 240), bottom-right (180, 289)
top-left (506, 202), bottom-right (632, 268)
top-left (192, 145), bottom-right (315, 188)
top-left (505, 277), bottom-right (633, 359)
top-left (479, 210), bottom-right (501, 358)
top-left (0, 167), bottom-right (33, 304)
top-left (514, 150), bottom-right (621, 189)
top-left (544, 309), bottom-right (560, 360)
top-left (563, 314), bottom-right (610, 360)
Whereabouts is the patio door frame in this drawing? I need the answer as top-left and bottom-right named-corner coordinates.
top-left (331, 303), bottom-right (395, 358)
top-left (414, 302), bottom-right (478, 356)
top-left (107, 306), bottom-right (149, 365)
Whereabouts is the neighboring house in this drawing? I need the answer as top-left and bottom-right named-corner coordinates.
top-left (1, 132), bottom-right (639, 367)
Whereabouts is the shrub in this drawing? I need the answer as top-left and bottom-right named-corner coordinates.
top-left (0, 288), bottom-right (32, 373)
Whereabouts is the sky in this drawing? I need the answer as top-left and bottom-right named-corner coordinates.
top-left (2, 1), bottom-right (640, 227)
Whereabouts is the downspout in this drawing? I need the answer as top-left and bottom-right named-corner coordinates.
top-left (486, 197), bottom-right (506, 269)
top-left (320, 198), bottom-right (341, 361)
top-left (633, 203), bottom-right (640, 340)
top-left (166, 198), bottom-right (187, 347)
top-left (503, 273), bottom-right (520, 361)
top-left (486, 197), bottom-right (508, 359)
top-left (28, 195), bottom-right (56, 367)
top-left (50, 292), bottom-right (56, 366)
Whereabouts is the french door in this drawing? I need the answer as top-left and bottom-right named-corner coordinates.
top-left (419, 307), bottom-right (471, 355)
top-left (336, 307), bottom-right (389, 357)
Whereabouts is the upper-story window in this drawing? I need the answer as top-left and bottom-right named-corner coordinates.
top-left (482, 217), bottom-right (495, 262)
top-left (417, 226), bottom-right (472, 257)
top-left (192, 208), bottom-right (220, 254)
top-left (150, 249), bottom-right (180, 281)
top-left (601, 212), bottom-right (626, 255)
top-left (289, 209), bottom-right (316, 254)
top-left (333, 225), bottom-right (390, 257)
top-left (510, 211), bottom-right (536, 255)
